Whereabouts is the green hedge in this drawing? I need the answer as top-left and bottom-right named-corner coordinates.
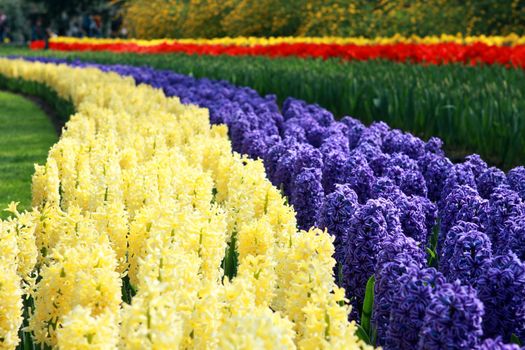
top-left (2, 47), bottom-right (524, 168)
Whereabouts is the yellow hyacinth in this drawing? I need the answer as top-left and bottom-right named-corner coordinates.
top-left (0, 265), bottom-right (23, 350)
top-left (57, 306), bottom-right (119, 349)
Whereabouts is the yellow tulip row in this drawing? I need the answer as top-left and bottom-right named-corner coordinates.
top-left (0, 59), bottom-right (370, 349)
top-left (50, 33), bottom-right (525, 47)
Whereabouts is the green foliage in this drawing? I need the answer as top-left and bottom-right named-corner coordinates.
top-left (465, 0), bottom-right (525, 35)
top-left (222, 230), bottom-right (239, 280)
top-left (511, 333), bottom-right (523, 346)
top-left (123, 0), bottom-right (525, 38)
top-left (427, 225), bottom-right (440, 268)
top-left (358, 275), bottom-right (376, 346)
top-left (361, 275), bottom-right (376, 345)
top-left (2, 47), bottom-right (524, 169)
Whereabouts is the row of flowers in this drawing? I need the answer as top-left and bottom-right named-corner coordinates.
top-left (0, 58), bottom-right (368, 349)
top-left (36, 34), bottom-right (525, 47)
top-left (29, 36), bottom-right (525, 68)
top-left (23, 56), bottom-right (525, 349)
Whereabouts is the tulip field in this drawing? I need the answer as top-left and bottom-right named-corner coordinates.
top-left (0, 32), bottom-right (525, 350)
top-left (29, 35), bottom-right (525, 67)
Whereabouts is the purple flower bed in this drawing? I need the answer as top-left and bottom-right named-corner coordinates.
top-left (15, 56), bottom-right (525, 349)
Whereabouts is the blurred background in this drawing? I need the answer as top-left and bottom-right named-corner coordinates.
top-left (0, 0), bottom-right (524, 43)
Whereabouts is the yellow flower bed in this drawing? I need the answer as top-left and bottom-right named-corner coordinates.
top-left (0, 59), bottom-right (369, 349)
top-left (50, 33), bottom-right (525, 47)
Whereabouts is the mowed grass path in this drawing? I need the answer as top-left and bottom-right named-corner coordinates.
top-left (0, 91), bottom-right (57, 218)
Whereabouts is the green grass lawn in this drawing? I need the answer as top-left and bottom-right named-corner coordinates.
top-left (0, 90), bottom-right (57, 218)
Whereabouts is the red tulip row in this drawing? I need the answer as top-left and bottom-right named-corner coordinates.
top-left (30, 39), bottom-right (525, 68)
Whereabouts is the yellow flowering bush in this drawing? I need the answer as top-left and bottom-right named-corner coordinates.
top-left (123, 0), bottom-right (525, 38)
top-left (0, 58), bottom-right (370, 349)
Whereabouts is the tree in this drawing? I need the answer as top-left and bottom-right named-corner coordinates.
top-left (32, 0), bottom-right (111, 16)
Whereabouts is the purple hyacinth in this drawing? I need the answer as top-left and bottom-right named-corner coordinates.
top-left (440, 185), bottom-right (486, 238)
top-left (440, 185), bottom-right (486, 234)
top-left (342, 198), bottom-right (402, 305)
top-left (264, 139), bottom-right (288, 187)
top-left (227, 109), bottom-right (257, 151)
top-left (384, 153), bottom-right (419, 172)
top-left (385, 267), bottom-right (446, 349)
top-left (340, 116), bottom-right (365, 149)
top-left (373, 233), bottom-right (426, 344)
top-left (418, 281), bottom-right (484, 350)
top-left (314, 109), bottom-right (335, 128)
top-left (289, 117), bottom-right (324, 147)
top-left (268, 139), bottom-right (300, 194)
top-left (381, 129), bottom-right (405, 153)
top-left (438, 221), bottom-right (482, 265)
top-left (282, 122), bottom-right (308, 142)
top-left (352, 142), bottom-right (386, 173)
top-left (376, 233), bottom-right (427, 270)
top-left (370, 121), bottom-right (392, 138)
top-left (418, 153), bottom-right (453, 202)
top-left (425, 137), bottom-right (445, 155)
top-left (483, 185), bottom-right (525, 249)
top-left (281, 97), bottom-right (303, 120)
top-left (319, 133), bottom-right (350, 156)
top-left (373, 255), bottom-right (421, 345)
top-left (383, 130), bottom-right (425, 159)
top-left (395, 195), bottom-right (430, 245)
top-left (439, 229), bottom-right (492, 286)
top-left (465, 154), bottom-right (488, 180)
top-left (321, 149), bottom-right (348, 193)
top-left (383, 166), bottom-right (405, 186)
top-left (498, 215), bottom-right (525, 259)
top-left (400, 169), bottom-right (428, 197)
top-left (254, 111), bottom-right (280, 137)
top-left (477, 252), bottom-right (525, 341)
top-left (478, 337), bottom-right (523, 350)
top-left (370, 178), bottom-right (435, 245)
top-left (358, 123), bottom-right (388, 148)
top-left (419, 196), bottom-right (438, 238)
top-left (477, 167), bottom-right (508, 199)
top-left (338, 153), bottom-right (376, 203)
top-left (318, 184), bottom-right (359, 262)
top-left (241, 131), bottom-right (279, 160)
top-left (370, 176), bottom-right (403, 199)
top-left (290, 167), bottom-right (325, 231)
top-left (441, 163), bottom-right (477, 208)
top-left (368, 151), bottom-right (390, 176)
top-left (508, 166), bottom-right (525, 200)
top-left (324, 122), bottom-right (349, 139)
top-left (291, 143), bottom-right (324, 176)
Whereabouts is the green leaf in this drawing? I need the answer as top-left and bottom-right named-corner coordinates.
top-left (371, 325), bottom-right (378, 347)
top-left (222, 230), bottom-right (239, 280)
top-left (427, 247), bottom-right (438, 268)
top-left (426, 247), bottom-right (436, 259)
top-left (337, 262), bottom-right (343, 286)
top-left (361, 275), bottom-right (375, 337)
top-left (511, 333), bottom-right (522, 346)
top-left (355, 324), bottom-right (371, 345)
top-left (427, 224), bottom-right (440, 268)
